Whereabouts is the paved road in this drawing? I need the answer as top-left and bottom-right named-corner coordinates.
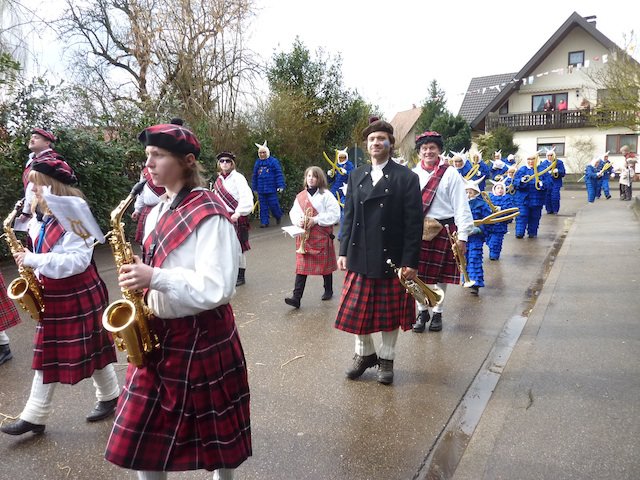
top-left (0, 190), bottom-right (635, 479)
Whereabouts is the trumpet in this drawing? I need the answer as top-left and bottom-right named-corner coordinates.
top-left (444, 224), bottom-right (475, 288)
top-left (296, 207), bottom-right (314, 254)
top-left (386, 259), bottom-right (443, 308)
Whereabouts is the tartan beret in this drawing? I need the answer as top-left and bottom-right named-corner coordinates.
top-left (31, 157), bottom-right (77, 185)
top-left (362, 116), bottom-right (394, 140)
top-left (216, 151), bottom-right (236, 162)
top-left (415, 131), bottom-right (443, 151)
top-left (32, 128), bottom-right (56, 143)
top-left (138, 123), bottom-right (201, 158)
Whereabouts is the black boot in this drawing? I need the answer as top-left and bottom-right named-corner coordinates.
top-left (377, 358), bottom-right (394, 385)
top-left (429, 312), bottom-right (443, 331)
top-left (321, 274), bottom-right (333, 300)
top-left (345, 353), bottom-right (378, 379)
top-left (285, 274), bottom-right (307, 309)
top-left (236, 268), bottom-right (246, 286)
top-left (86, 397), bottom-right (118, 422)
top-left (412, 310), bottom-right (430, 333)
top-left (0, 419), bottom-right (45, 435)
top-left (0, 344), bottom-right (12, 365)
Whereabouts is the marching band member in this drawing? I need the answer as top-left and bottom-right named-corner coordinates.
top-left (132, 166), bottom-right (166, 244)
top-left (595, 152), bottom-right (614, 200)
top-left (543, 148), bottom-right (566, 214)
top-left (469, 151), bottom-right (491, 191)
top-left (105, 122), bottom-right (251, 480)
top-left (252, 141), bottom-right (286, 228)
top-left (327, 148), bottom-right (354, 239)
top-left (0, 272), bottom-right (21, 365)
top-left (335, 117), bottom-right (422, 385)
top-left (491, 150), bottom-right (508, 180)
top-left (411, 132), bottom-right (474, 333)
top-left (212, 151), bottom-right (254, 286)
top-left (1, 157), bottom-right (120, 437)
top-left (584, 158), bottom-right (600, 203)
top-left (285, 166), bottom-right (340, 308)
top-left (464, 179), bottom-right (492, 295)
top-left (513, 153), bottom-right (552, 237)
top-left (486, 181), bottom-right (515, 260)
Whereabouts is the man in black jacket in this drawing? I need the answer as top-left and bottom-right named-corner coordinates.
top-left (334, 117), bottom-right (423, 385)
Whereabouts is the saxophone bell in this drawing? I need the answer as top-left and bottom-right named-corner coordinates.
top-left (102, 299), bottom-right (147, 367)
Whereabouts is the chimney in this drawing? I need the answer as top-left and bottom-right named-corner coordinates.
top-left (584, 15), bottom-right (597, 26)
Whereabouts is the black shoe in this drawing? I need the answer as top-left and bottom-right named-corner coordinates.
top-left (236, 268), bottom-right (246, 286)
top-left (606, 195), bottom-right (611, 199)
top-left (377, 358), bottom-right (394, 385)
top-left (490, 257), bottom-right (498, 261)
top-left (284, 297), bottom-right (301, 309)
top-left (1, 419), bottom-right (45, 436)
top-left (86, 398), bottom-right (118, 422)
top-left (345, 353), bottom-right (378, 380)
top-left (276, 217), bottom-right (282, 225)
top-left (469, 286), bottom-right (480, 295)
top-left (516, 235), bottom-right (523, 239)
top-left (321, 290), bottom-right (333, 301)
top-left (0, 344), bottom-right (13, 365)
top-left (412, 310), bottom-right (430, 333)
top-left (260, 224), bottom-right (268, 228)
top-left (429, 313), bottom-right (442, 332)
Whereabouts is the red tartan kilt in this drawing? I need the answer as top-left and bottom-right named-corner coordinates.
top-left (0, 272), bottom-right (21, 331)
top-left (135, 205), bottom-right (153, 244)
top-left (33, 264), bottom-right (117, 384)
top-left (105, 304), bottom-right (251, 472)
top-left (418, 227), bottom-right (460, 285)
top-left (335, 271), bottom-right (415, 334)
top-left (235, 215), bottom-right (251, 252)
top-left (295, 225), bottom-right (337, 275)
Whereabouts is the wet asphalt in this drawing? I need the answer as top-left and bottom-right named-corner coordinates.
top-left (0, 188), bottom-right (638, 479)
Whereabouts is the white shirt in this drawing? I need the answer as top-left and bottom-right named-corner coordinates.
top-left (22, 149), bottom-right (54, 216)
top-left (412, 163), bottom-right (474, 242)
top-left (23, 216), bottom-right (94, 279)
top-left (134, 176), bottom-right (163, 214)
top-left (143, 191), bottom-right (241, 318)
top-left (371, 160), bottom-right (389, 186)
top-left (214, 170), bottom-right (254, 216)
top-left (289, 189), bottom-right (341, 227)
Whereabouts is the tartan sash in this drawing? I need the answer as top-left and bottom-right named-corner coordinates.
top-left (213, 175), bottom-right (239, 211)
top-left (295, 191), bottom-right (319, 217)
top-left (421, 163), bottom-right (449, 215)
top-left (36, 218), bottom-right (66, 253)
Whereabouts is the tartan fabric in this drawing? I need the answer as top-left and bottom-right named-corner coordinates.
top-left (212, 177), bottom-right (251, 252)
top-left (142, 167), bottom-right (166, 196)
top-left (418, 225), bottom-right (460, 285)
top-left (236, 215), bottom-right (251, 252)
top-left (22, 163), bottom-right (32, 190)
top-left (421, 164), bottom-right (449, 214)
top-left (213, 176), bottom-right (239, 211)
top-left (36, 218), bottom-right (65, 254)
top-left (295, 191), bottom-right (337, 275)
top-left (0, 272), bottom-right (21, 331)
top-left (105, 304), bottom-right (251, 472)
top-left (135, 204), bottom-right (152, 244)
top-left (335, 271), bottom-right (415, 334)
top-left (33, 263), bottom-right (117, 384)
top-left (144, 190), bottom-right (231, 267)
top-left (139, 124), bottom-right (201, 157)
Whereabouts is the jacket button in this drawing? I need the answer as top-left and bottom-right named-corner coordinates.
top-left (356, 222), bottom-right (360, 226)
top-left (381, 226), bottom-right (386, 231)
top-left (352, 242), bottom-right (356, 246)
top-left (360, 201), bottom-right (364, 205)
top-left (385, 188), bottom-right (389, 192)
top-left (379, 203), bottom-right (384, 208)
top-left (383, 248), bottom-right (387, 252)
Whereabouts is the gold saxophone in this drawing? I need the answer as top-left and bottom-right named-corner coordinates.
top-left (295, 207), bottom-right (314, 254)
top-left (386, 259), bottom-right (444, 308)
top-left (443, 224), bottom-right (476, 288)
top-left (2, 204), bottom-right (45, 321)
top-left (102, 180), bottom-right (158, 367)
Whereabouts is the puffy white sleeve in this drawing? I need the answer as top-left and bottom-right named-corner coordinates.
top-left (234, 173), bottom-right (254, 216)
top-left (289, 196), bottom-right (304, 227)
top-left (23, 229), bottom-right (94, 279)
top-left (315, 192), bottom-right (341, 226)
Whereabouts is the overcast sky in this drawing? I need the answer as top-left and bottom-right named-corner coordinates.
top-left (19, 0), bottom-right (640, 119)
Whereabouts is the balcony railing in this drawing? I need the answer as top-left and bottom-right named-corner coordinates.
top-left (486, 109), bottom-right (635, 131)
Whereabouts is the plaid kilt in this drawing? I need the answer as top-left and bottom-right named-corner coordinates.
top-left (418, 227), bottom-right (460, 285)
top-left (236, 215), bottom-right (251, 253)
top-left (295, 225), bottom-right (337, 276)
top-left (335, 271), bottom-right (415, 334)
top-left (105, 304), bottom-right (251, 472)
top-left (135, 205), bottom-right (153, 244)
top-left (0, 272), bottom-right (21, 331)
top-left (33, 264), bottom-right (117, 384)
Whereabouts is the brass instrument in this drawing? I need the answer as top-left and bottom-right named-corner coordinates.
top-left (386, 259), bottom-right (443, 308)
top-left (444, 224), bottom-right (476, 288)
top-left (476, 192), bottom-right (520, 225)
top-left (102, 180), bottom-right (158, 367)
top-left (295, 207), bottom-right (314, 254)
top-left (2, 203), bottom-right (44, 321)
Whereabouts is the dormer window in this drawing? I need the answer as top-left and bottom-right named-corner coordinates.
top-left (568, 51), bottom-right (585, 67)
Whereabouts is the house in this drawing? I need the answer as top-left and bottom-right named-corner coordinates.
top-left (458, 12), bottom-right (638, 174)
top-left (389, 105), bottom-right (422, 164)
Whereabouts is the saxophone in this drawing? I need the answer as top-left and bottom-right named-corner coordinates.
top-left (2, 203), bottom-right (44, 321)
top-left (102, 180), bottom-right (158, 367)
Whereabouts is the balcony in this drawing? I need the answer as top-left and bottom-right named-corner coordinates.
top-left (486, 109), bottom-right (635, 132)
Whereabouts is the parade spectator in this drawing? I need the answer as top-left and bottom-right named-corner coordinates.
top-left (285, 166), bottom-right (340, 308)
top-left (335, 117), bottom-right (422, 385)
top-left (252, 141), bottom-right (285, 228)
top-left (557, 99), bottom-right (568, 111)
top-left (617, 159), bottom-right (635, 201)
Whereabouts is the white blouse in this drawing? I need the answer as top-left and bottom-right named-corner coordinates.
top-left (289, 189), bottom-right (341, 227)
top-left (215, 170), bottom-right (254, 216)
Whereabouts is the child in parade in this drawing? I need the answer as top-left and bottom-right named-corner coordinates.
top-left (212, 151), bottom-right (254, 286)
top-left (464, 180), bottom-right (491, 295)
top-left (105, 122), bottom-right (251, 480)
top-left (486, 181), bottom-right (515, 260)
top-left (490, 150), bottom-right (508, 180)
top-left (543, 148), bottom-right (566, 214)
top-left (132, 166), bottom-right (166, 244)
top-left (251, 141), bottom-right (286, 228)
top-left (595, 152), bottom-right (614, 200)
top-left (513, 153), bottom-right (552, 238)
top-left (0, 272), bottom-right (21, 365)
top-left (584, 158), bottom-right (600, 203)
top-left (1, 158), bottom-right (120, 436)
top-left (285, 166), bottom-right (341, 308)
top-left (327, 148), bottom-right (354, 240)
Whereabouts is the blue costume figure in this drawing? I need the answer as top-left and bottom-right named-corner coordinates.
top-left (252, 141), bottom-right (286, 227)
top-left (469, 151), bottom-right (492, 191)
top-left (490, 150), bottom-right (509, 180)
top-left (596, 153), bottom-right (614, 199)
top-left (464, 179), bottom-right (492, 295)
top-left (542, 148), bottom-right (566, 214)
top-left (487, 181), bottom-right (516, 260)
top-left (584, 159), bottom-right (600, 203)
top-left (326, 148), bottom-right (354, 240)
top-left (513, 153), bottom-right (552, 238)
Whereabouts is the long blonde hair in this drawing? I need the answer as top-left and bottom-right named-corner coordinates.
top-left (28, 170), bottom-right (85, 214)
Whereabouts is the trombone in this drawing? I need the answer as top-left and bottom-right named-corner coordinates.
top-left (444, 224), bottom-right (475, 288)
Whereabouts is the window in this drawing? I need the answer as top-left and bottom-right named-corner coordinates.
top-left (532, 93), bottom-right (568, 112)
top-left (498, 102), bottom-right (509, 115)
top-left (537, 143), bottom-right (565, 156)
top-left (568, 51), bottom-right (585, 67)
top-left (606, 134), bottom-right (638, 154)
